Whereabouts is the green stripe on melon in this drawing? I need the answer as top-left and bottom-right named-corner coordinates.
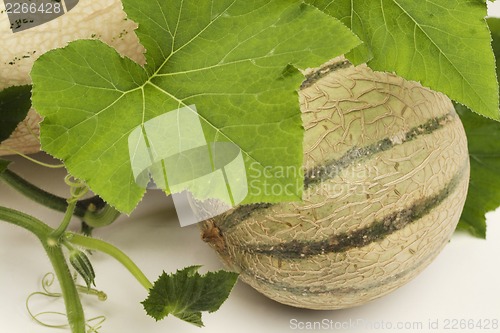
top-left (201, 58), bottom-right (470, 310)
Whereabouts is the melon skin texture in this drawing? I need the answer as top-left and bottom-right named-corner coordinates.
top-left (0, 0), bottom-right (144, 155)
top-left (201, 59), bottom-right (470, 310)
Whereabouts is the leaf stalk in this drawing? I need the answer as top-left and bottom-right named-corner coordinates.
top-left (67, 232), bottom-right (153, 290)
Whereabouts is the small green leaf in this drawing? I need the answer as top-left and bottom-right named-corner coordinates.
top-left (31, 0), bottom-right (361, 213)
top-left (0, 85), bottom-right (32, 142)
top-left (142, 266), bottom-right (238, 327)
top-left (307, 0), bottom-right (500, 120)
top-left (0, 159), bottom-right (11, 173)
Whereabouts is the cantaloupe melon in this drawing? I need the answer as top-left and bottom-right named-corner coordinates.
top-left (201, 58), bottom-right (470, 310)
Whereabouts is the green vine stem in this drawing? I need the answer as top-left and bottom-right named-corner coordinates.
top-left (0, 206), bottom-right (86, 333)
top-left (51, 198), bottom-right (79, 241)
top-left (43, 243), bottom-right (86, 333)
top-left (0, 168), bottom-right (74, 214)
top-left (50, 175), bottom-right (88, 241)
top-left (0, 168), bottom-right (120, 226)
top-left (67, 233), bottom-right (153, 290)
top-left (0, 177), bottom-right (151, 332)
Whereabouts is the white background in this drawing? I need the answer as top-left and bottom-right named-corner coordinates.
top-left (1, 4), bottom-right (500, 333)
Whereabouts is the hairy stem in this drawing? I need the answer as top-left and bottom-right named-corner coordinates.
top-left (0, 168), bottom-right (73, 213)
top-left (0, 205), bottom-right (50, 235)
top-left (68, 233), bottom-right (153, 290)
top-left (51, 199), bottom-right (77, 241)
top-left (42, 243), bottom-right (86, 333)
top-left (0, 207), bottom-right (86, 333)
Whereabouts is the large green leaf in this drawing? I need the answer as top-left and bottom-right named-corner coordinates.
top-left (0, 85), bottom-right (32, 142)
top-left (454, 17), bottom-right (500, 238)
top-left (456, 104), bottom-right (500, 238)
top-left (31, 1), bottom-right (360, 213)
top-left (142, 266), bottom-right (238, 327)
top-left (307, 0), bottom-right (499, 120)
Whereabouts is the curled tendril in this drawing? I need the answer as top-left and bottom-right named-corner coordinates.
top-left (64, 175), bottom-right (89, 202)
top-left (85, 316), bottom-right (107, 333)
top-left (26, 273), bottom-right (107, 332)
